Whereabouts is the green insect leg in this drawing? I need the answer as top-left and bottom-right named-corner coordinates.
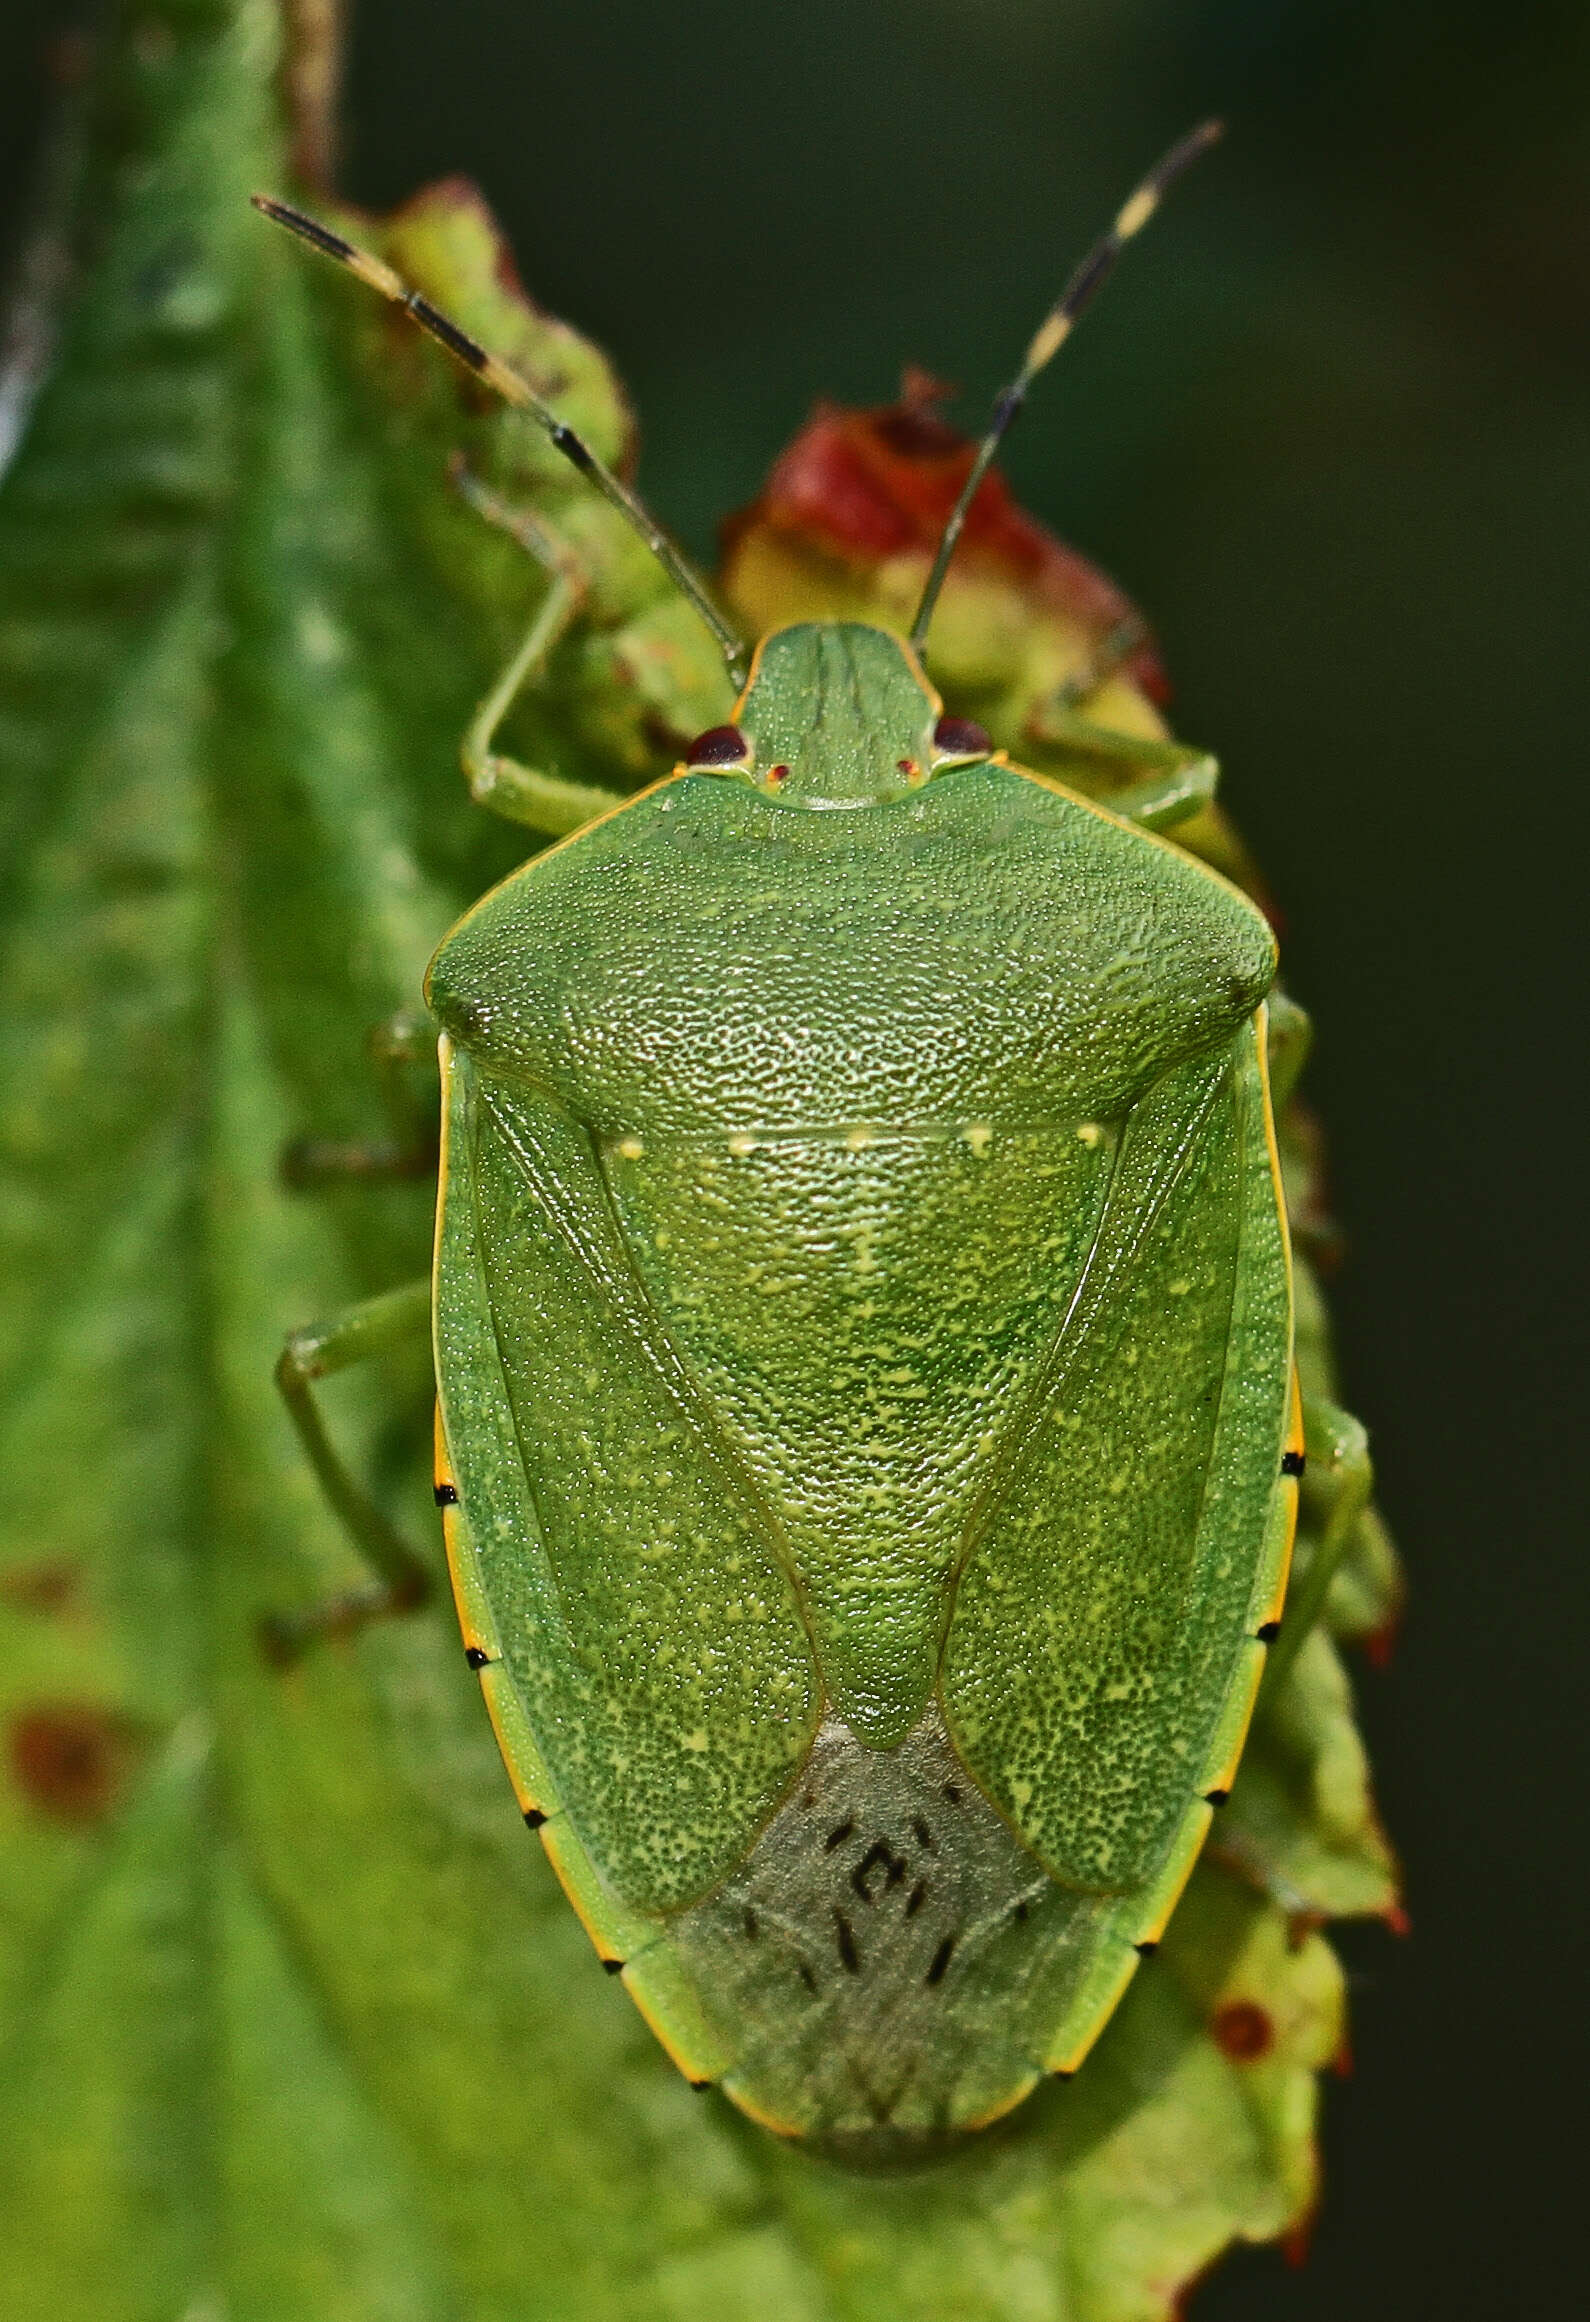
top-left (282, 1007), bottom-right (439, 1187)
top-left (1265, 990), bottom-right (1313, 1111)
top-left (1200, 1395), bottom-right (1380, 1926)
top-left (264, 1276), bottom-right (434, 1663)
top-left (1261, 1395), bottom-right (1373, 1701)
top-left (1029, 703), bottom-right (1220, 833)
top-left (1062, 612), bottom-right (1153, 700)
top-left (453, 464), bottom-right (631, 836)
top-left (1010, 597), bottom-right (1215, 827)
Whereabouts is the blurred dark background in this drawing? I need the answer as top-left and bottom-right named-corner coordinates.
top-left (2, 2), bottom-right (1585, 2315)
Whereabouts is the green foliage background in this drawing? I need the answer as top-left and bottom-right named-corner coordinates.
top-left (0, 2), bottom-right (1582, 2318)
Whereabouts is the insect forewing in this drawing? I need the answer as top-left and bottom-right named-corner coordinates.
top-left (429, 625), bottom-right (1293, 2151)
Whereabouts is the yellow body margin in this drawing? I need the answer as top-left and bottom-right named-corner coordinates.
top-left (1254, 999), bottom-right (1305, 1641)
top-left (431, 1036), bottom-right (703, 2061)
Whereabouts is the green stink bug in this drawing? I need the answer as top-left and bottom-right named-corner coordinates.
top-left (258, 124), bottom-right (1366, 2165)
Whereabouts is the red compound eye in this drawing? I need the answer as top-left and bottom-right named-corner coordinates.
top-left (684, 724), bottom-right (750, 767)
top-left (932, 715), bottom-right (992, 758)
top-left (1210, 2000), bottom-right (1275, 2061)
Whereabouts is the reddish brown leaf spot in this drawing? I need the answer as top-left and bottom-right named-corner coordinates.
top-left (9, 1704), bottom-right (143, 1824)
top-left (0, 1560), bottom-right (82, 1617)
top-left (1210, 1998), bottom-right (1275, 2061)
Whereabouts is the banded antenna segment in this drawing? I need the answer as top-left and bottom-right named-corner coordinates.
top-left (251, 194), bottom-right (750, 684)
top-left (908, 120), bottom-right (1224, 654)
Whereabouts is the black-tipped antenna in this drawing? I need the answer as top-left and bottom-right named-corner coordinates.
top-left (251, 194), bottom-right (750, 684)
top-left (908, 120), bottom-right (1224, 655)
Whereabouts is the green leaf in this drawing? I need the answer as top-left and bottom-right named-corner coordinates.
top-left (0, 4), bottom-right (1394, 2315)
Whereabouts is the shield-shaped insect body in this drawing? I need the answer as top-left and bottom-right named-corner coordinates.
top-left (428, 621), bottom-right (1298, 2160)
top-left (259, 121), bottom-right (1311, 2166)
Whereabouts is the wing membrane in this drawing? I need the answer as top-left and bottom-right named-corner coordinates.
top-left (433, 1049), bottom-right (818, 1914)
top-left (944, 1023), bottom-right (1291, 1891)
